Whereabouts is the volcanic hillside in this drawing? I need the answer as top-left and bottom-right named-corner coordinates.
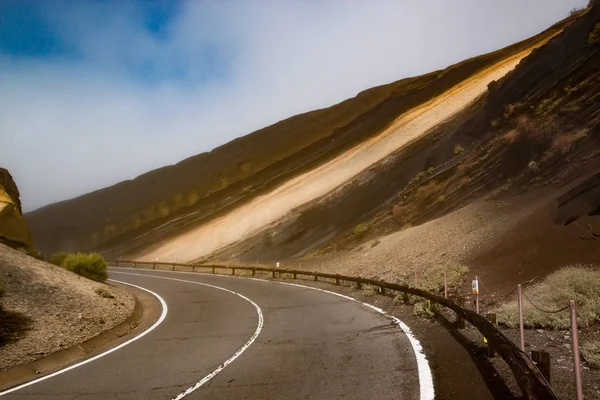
top-left (26, 6), bottom-right (600, 288)
top-left (25, 14), bottom-right (579, 262)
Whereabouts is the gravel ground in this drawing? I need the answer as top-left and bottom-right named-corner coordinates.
top-left (298, 199), bottom-right (544, 282)
top-left (0, 244), bottom-right (134, 370)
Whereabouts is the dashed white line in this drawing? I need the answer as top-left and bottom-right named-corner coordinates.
top-left (0, 280), bottom-right (168, 397)
top-left (109, 267), bottom-right (435, 400)
top-left (109, 270), bottom-right (264, 400)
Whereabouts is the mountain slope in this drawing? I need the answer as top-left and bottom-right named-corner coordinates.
top-left (25, 16), bottom-right (575, 258)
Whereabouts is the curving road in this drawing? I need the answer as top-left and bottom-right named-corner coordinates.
top-left (2, 268), bottom-right (430, 399)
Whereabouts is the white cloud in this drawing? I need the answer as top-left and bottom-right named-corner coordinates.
top-left (0, 0), bottom-right (588, 211)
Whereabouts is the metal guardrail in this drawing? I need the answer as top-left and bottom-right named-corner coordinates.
top-left (112, 260), bottom-right (558, 400)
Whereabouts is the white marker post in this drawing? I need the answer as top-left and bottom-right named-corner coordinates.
top-left (472, 277), bottom-right (479, 314)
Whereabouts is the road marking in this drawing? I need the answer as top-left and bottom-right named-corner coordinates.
top-left (109, 267), bottom-right (435, 400)
top-left (0, 280), bottom-right (168, 397)
top-left (109, 271), bottom-right (264, 400)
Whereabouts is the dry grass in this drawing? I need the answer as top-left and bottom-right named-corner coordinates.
top-left (581, 341), bottom-right (600, 369)
top-left (495, 266), bottom-right (600, 329)
top-left (415, 263), bottom-right (469, 294)
top-left (552, 129), bottom-right (588, 154)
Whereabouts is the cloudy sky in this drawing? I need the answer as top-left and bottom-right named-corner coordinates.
top-left (0, 0), bottom-right (588, 212)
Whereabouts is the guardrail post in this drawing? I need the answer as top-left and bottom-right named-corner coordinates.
top-left (570, 300), bottom-right (583, 400)
top-left (335, 275), bottom-right (340, 285)
top-left (251, 268), bottom-right (255, 277)
top-left (172, 264), bottom-right (175, 271)
top-left (192, 266), bottom-right (196, 273)
top-left (531, 350), bottom-right (551, 384)
top-left (486, 313), bottom-right (499, 357)
top-left (116, 260), bottom-right (119, 266)
top-left (356, 281), bottom-right (362, 289)
top-left (455, 313), bottom-right (466, 329)
top-left (314, 275), bottom-right (318, 282)
top-left (153, 263), bottom-right (156, 269)
top-left (272, 270), bottom-right (276, 278)
top-left (518, 284), bottom-right (525, 351)
top-left (232, 268), bottom-right (236, 276)
top-left (212, 266), bottom-right (215, 274)
top-left (293, 272), bottom-right (297, 279)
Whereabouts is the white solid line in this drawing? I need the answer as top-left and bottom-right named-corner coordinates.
top-left (0, 279), bottom-right (168, 397)
top-left (109, 270), bottom-right (264, 400)
top-left (109, 267), bottom-right (435, 400)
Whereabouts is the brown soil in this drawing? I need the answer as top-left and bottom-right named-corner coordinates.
top-left (0, 244), bottom-right (135, 370)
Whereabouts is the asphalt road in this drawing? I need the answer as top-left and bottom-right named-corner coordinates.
top-left (3, 268), bottom-right (422, 399)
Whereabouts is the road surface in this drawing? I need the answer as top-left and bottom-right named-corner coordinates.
top-left (2, 268), bottom-right (428, 399)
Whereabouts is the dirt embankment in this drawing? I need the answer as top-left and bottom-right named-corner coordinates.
top-left (0, 244), bottom-right (135, 371)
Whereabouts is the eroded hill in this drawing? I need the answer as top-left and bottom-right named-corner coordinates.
top-left (25, 15), bottom-right (578, 262)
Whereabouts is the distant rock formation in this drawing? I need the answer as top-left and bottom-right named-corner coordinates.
top-left (0, 168), bottom-right (34, 249)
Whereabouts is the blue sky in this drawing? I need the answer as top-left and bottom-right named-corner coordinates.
top-left (0, 0), bottom-right (589, 211)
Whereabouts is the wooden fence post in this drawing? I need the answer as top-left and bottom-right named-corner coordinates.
top-left (486, 313), bottom-right (498, 357)
top-left (531, 350), bottom-right (551, 384)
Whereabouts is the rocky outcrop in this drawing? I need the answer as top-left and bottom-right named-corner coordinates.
top-left (0, 168), bottom-right (34, 249)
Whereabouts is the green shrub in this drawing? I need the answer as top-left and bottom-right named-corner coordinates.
top-left (581, 341), bottom-right (600, 369)
top-left (353, 223), bottom-right (369, 237)
top-left (495, 266), bottom-right (600, 329)
top-left (62, 253), bottom-right (108, 282)
top-left (454, 145), bottom-right (464, 155)
top-left (589, 22), bottom-right (600, 44)
top-left (49, 252), bottom-right (70, 266)
top-left (363, 286), bottom-right (378, 297)
top-left (413, 301), bottom-right (436, 319)
top-left (16, 246), bottom-right (44, 261)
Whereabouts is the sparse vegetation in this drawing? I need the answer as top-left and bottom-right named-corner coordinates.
top-left (569, 7), bottom-right (585, 16)
top-left (363, 285), bottom-right (378, 297)
top-left (413, 300), bottom-right (436, 319)
top-left (490, 118), bottom-right (501, 128)
top-left (426, 167), bottom-right (435, 175)
top-left (581, 341), bottom-right (600, 369)
top-left (95, 288), bottom-right (115, 299)
top-left (552, 129), bottom-right (588, 154)
top-left (414, 264), bottom-right (469, 294)
top-left (353, 223), bottom-right (369, 237)
top-left (495, 266), bottom-right (600, 329)
top-left (528, 160), bottom-right (539, 172)
top-left (49, 251), bottom-right (70, 267)
top-left (437, 195), bottom-right (445, 203)
top-left (453, 145), bottom-right (464, 155)
top-left (62, 253), bottom-right (108, 282)
top-left (16, 246), bottom-right (44, 261)
top-left (589, 22), bottom-right (600, 44)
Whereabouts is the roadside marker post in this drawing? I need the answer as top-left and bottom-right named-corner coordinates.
top-left (472, 277), bottom-right (479, 314)
top-left (570, 300), bottom-right (583, 400)
top-left (518, 284), bottom-right (525, 351)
